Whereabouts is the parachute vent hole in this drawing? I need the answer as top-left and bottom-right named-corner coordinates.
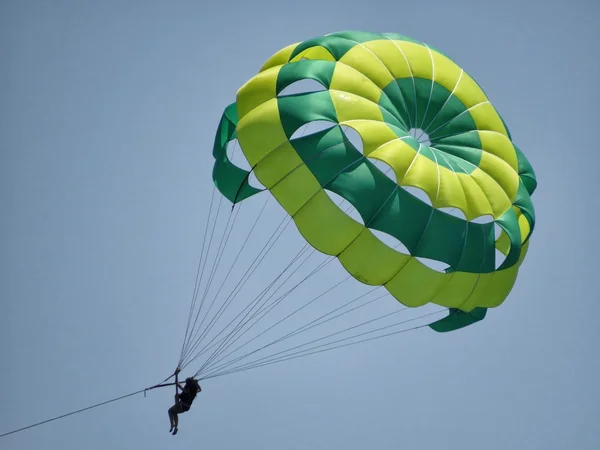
top-left (226, 138), bottom-right (251, 171)
top-left (409, 128), bottom-right (431, 146)
top-left (324, 189), bottom-right (364, 225)
top-left (437, 207), bottom-right (467, 220)
top-left (278, 79), bottom-right (326, 97)
top-left (340, 125), bottom-right (364, 154)
top-left (415, 256), bottom-right (450, 273)
top-left (225, 138), bottom-right (264, 189)
top-left (370, 228), bottom-right (411, 255)
top-left (248, 172), bottom-right (266, 190)
top-left (367, 158), bottom-right (397, 184)
top-left (290, 120), bottom-right (336, 140)
top-left (402, 186), bottom-right (432, 206)
top-left (470, 214), bottom-right (494, 224)
top-left (495, 249), bottom-right (507, 269)
top-left (494, 223), bottom-right (502, 241)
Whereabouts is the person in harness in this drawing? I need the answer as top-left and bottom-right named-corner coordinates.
top-left (168, 377), bottom-right (201, 435)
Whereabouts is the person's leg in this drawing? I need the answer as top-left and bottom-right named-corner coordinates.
top-left (168, 405), bottom-right (177, 431)
top-left (172, 410), bottom-right (179, 432)
top-left (169, 394), bottom-right (183, 433)
top-left (171, 404), bottom-right (191, 435)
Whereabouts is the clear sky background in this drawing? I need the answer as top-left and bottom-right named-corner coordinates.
top-left (2, 1), bottom-right (599, 449)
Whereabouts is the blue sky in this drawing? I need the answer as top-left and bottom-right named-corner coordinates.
top-left (2, 1), bottom-right (599, 449)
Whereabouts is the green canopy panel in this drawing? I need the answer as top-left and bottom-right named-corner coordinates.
top-left (212, 102), bottom-right (264, 204)
top-left (428, 307), bottom-right (488, 332)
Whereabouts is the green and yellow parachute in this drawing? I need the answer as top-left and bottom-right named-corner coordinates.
top-left (211, 31), bottom-right (536, 335)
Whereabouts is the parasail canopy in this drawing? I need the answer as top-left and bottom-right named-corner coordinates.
top-left (211, 31), bottom-right (536, 335)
